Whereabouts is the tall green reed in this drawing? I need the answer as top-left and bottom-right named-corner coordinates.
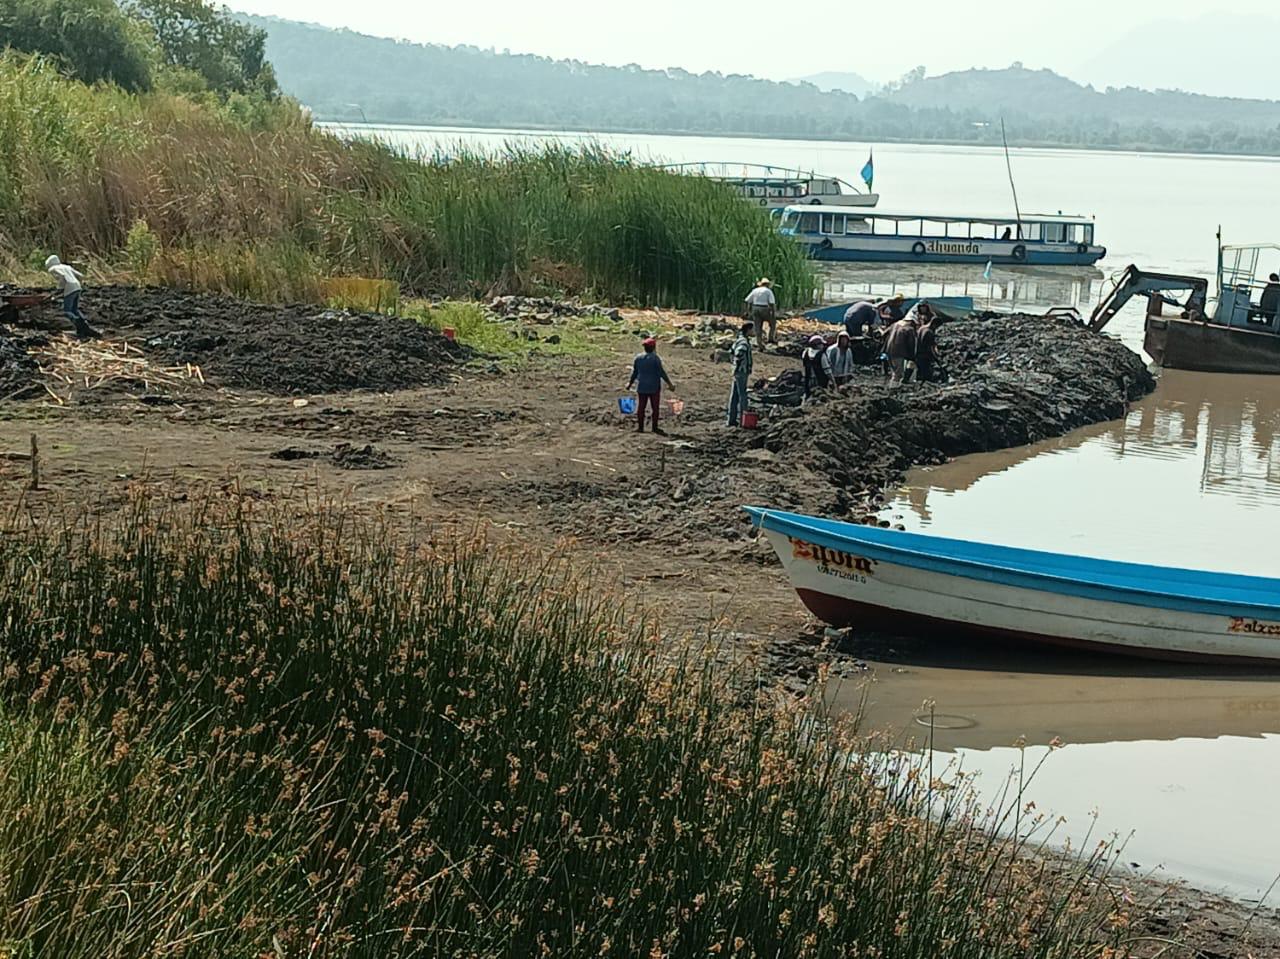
top-left (0, 55), bottom-right (816, 312)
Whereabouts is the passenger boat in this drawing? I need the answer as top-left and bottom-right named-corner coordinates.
top-left (748, 507), bottom-right (1280, 664)
top-left (779, 207), bottom-right (1106, 266)
top-left (1090, 241), bottom-right (1280, 375)
top-left (659, 163), bottom-right (879, 210)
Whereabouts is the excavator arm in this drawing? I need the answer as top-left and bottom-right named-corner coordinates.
top-left (1088, 265), bottom-right (1209, 332)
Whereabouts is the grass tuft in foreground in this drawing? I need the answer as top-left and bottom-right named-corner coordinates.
top-left (0, 492), bottom-right (1138, 957)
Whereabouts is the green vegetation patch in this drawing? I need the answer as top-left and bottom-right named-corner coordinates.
top-left (410, 300), bottom-right (600, 366)
top-left (0, 494), bottom-right (1139, 957)
top-left (0, 54), bottom-right (815, 313)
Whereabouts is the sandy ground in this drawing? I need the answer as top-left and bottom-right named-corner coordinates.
top-left (1, 295), bottom-right (1278, 956)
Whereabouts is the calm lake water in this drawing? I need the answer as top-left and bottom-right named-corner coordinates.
top-left (334, 124), bottom-right (1280, 897)
top-left (864, 370), bottom-right (1280, 898)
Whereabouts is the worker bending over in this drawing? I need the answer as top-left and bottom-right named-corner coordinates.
top-left (46, 255), bottom-right (100, 338)
top-left (745, 278), bottom-right (777, 347)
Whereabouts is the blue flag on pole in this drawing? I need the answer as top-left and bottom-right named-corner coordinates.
top-left (860, 151), bottom-right (874, 192)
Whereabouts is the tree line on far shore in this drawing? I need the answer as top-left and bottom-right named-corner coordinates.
top-left (244, 14), bottom-right (1280, 158)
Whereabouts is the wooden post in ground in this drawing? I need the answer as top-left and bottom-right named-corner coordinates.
top-left (28, 434), bottom-right (38, 491)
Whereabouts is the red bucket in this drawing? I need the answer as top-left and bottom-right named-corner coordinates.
top-left (442, 327), bottom-right (456, 341)
top-left (741, 411), bottom-right (759, 429)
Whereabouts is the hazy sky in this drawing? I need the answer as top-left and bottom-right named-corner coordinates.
top-left (229, 1), bottom-right (1279, 96)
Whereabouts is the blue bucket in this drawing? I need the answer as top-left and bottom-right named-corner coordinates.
top-left (618, 396), bottom-right (637, 415)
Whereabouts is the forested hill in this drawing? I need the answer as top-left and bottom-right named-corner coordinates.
top-left (885, 66), bottom-right (1280, 128)
top-left (243, 14), bottom-right (1280, 156)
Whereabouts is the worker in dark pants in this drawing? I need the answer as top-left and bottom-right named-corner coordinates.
top-left (727, 322), bottom-right (754, 427)
top-left (1258, 273), bottom-right (1280, 325)
top-left (45, 255), bottom-right (100, 338)
top-left (627, 336), bottom-right (674, 435)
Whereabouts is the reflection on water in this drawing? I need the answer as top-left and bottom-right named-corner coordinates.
top-left (956, 736), bottom-right (1280, 899)
top-left (884, 369), bottom-right (1280, 572)
top-left (851, 370), bottom-right (1280, 896)
top-left (820, 262), bottom-right (1102, 318)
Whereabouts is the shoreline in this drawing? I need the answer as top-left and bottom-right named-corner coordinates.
top-left (2, 287), bottom-right (1278, 952)
top-left (314, 118), bottom-right (1280, 163)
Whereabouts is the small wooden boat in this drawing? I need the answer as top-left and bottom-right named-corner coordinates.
top-left (804, 296), bottom-right (974, 326)
top-left (748, 507), bottom-right (1280, 664)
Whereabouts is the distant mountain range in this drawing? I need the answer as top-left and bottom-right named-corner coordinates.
top-left (789, 72), bottom-right (879, 98)
top-left (884, 65), bottom-right (1280, 128)
top-left (242, 15), bottom-right (1280, 157)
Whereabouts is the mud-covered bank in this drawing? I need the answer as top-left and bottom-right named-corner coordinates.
top-left (550, 313), bottom-right (1155, 546)
top-left (0, 286), bottom-right (468, 397)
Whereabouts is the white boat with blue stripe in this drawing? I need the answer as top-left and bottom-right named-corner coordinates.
top-left (748, 508), bottom-right (1280, 664)
top-left (780, 206), bottom-right (1106, 266)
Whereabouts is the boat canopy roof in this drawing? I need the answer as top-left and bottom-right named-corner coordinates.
top-left (782, 205), bottom-right (1094, 225)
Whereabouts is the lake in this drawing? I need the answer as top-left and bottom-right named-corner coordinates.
top-left (330, 124), bottom-right (1280, 897)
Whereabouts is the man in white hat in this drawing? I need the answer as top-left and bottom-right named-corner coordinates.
top-left (744, 278), bottom-right (777, 348)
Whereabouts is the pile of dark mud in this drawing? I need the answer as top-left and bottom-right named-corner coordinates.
top-left (553, 313), bottom-right (1155, 546)
top-left (269, 443), bottom-right (397, 470)
top-left (757, 313), bottom-right (1154, 493)
top-left (0, 328), bottom-right (46, 400)
top-left (84, 287), bottom-right (468, 395)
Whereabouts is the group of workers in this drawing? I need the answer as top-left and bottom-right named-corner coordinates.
top-left (800, 294), bottom-right (942, 400)
top-left (628, 280), bottom-right (945, 434)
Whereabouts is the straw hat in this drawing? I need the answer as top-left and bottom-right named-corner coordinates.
top-left (758, 277), bottom-right (772, 287)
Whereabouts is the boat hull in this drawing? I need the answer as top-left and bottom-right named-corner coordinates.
top-left (804, 297), bottom-right (974, 325)
top-left (799, 244), bottom-right (1104, 266)
top-left (1145, 316), bottom-right (1280, 375)
top-left (751, 512), bottom-right (1280, 665)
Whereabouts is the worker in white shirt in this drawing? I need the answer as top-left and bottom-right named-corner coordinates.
top-left (822, 329), bottom-right (857, 388)
top-left (45, 255), bottom-right (100, 338)
top-left (744, 278), bottom-right (777, 348)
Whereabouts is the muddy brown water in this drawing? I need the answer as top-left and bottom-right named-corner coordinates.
top-left (838, 369), bottom-right (1280, 897)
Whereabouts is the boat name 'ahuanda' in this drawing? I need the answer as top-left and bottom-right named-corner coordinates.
top-left (1227, 617), bottom-right (1280, 636)
top-left (790, 538), bottom-right (878, 575)
top-left (927, 240), bottom-right (981, 255)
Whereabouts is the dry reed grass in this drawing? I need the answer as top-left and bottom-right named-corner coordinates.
top-left (0, 489), bottom-right (1144, 958)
